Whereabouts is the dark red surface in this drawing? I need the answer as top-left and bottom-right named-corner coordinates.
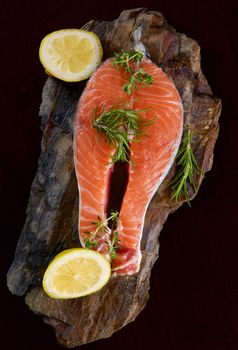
top-left (1, 1), bottom-right (237, 349)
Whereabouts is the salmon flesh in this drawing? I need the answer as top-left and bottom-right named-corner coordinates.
top-left (74, 58), bottom-right (183, 275)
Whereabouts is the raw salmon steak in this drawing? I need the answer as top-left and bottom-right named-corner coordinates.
top-left (74, 58), bottom-right (183, 275)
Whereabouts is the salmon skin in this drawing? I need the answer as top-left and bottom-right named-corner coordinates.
top-left (74, 58), bottom-right (183, 275)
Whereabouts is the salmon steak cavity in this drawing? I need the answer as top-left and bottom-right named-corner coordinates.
top-left (73, 58), bottom-right (183, 275)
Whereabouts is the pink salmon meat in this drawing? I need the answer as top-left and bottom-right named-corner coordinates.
top-left (74, 58), bottom-right (183, 274)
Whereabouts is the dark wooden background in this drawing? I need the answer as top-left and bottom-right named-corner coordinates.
top-left (1, 1), bottom-right (237, 349)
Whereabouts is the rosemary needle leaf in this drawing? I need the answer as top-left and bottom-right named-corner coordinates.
top-left (93, 106), bottom-right (154, 164)
top-left (171, 127), bottom-right (199, 205)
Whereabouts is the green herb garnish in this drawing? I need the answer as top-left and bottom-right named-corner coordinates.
top-left (84, 211), bottom-right (120, 257)
top-left (113, 50), bottom-right (144, 73)
top-left (107, 231), bottom-right (120, 259)
top-left (113, 50), bottom-right (153, 94)
top-left (171, 127), bottom-right (199, 205)
top-left (108, 210), bottom-right (120, 228)
top-left (84, 215), bottom-right (107, 249)
top-left (93, 105), bottom-right (154, 163)
top-left (123, 68), bottom-right (153, 94)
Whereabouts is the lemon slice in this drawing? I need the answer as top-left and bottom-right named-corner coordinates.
top-left (39, 29), bottom-right (103, 82)
top-left (42, 248), bottom-right (111, 299)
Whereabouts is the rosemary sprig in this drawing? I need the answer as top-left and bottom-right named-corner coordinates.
top-left (171, 127), bottom-right (199, 205)
top-left (93, 106), bottom-right (154, 163)
top-left (113, 50), bottom-right (153, 94)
